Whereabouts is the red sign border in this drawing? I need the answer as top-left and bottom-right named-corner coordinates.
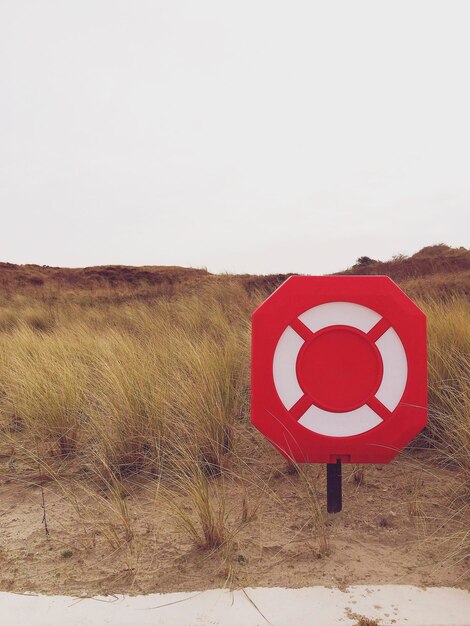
top-left (251, 276), bottom-right (427, 464)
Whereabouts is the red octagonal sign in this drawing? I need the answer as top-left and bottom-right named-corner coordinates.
top-left (251, 276), bottom-right (427, 464)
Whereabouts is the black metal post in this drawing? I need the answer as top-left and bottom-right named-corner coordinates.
top-left (326, 459), bottom-right (342, 513)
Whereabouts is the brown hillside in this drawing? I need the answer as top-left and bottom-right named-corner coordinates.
top-left (340, 244), bottom-right (469, 279)
top-left (338, 244), bottom-right (470, 298)
top-left (0, 263), bottom-right (210, 297)
top-left (1, 243), bottom-right (468, 299)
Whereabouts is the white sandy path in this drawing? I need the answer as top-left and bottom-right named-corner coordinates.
top-left (1, 585), bottom-right (469, 626)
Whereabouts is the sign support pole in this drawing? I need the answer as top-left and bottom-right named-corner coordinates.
top-left (326, 460), bottom-right (342, 513)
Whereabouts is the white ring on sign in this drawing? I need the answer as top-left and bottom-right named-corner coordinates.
top-left (272, 326), bottom-right (304, 410)
top-left (272, 301), bottom-right (408, 437)
top-left (299, 404), bottom-right (382, 437)
top-left (375, 327), bottom-right (408, 411)
top-left (299, 301), bottom-right (381, 334)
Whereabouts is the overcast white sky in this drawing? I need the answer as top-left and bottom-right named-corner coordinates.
top-left (1, 1), bottom-right (469, 275)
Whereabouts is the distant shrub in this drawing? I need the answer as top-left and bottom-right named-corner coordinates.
top-left (355, 256), bottom-right (377, 266)
top-left (412, 244), bottom-right (451, 258)
top-left (29, 277), bottom-right (44, 286)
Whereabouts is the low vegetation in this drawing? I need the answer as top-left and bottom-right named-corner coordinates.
top-left (0, 282), bottom-right (252, 480)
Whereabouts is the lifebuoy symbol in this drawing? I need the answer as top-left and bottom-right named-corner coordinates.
top-left (273, 302), bottom-right (408, 437)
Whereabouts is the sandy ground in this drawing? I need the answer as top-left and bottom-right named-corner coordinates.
top-left (0, 432), bottom-right (468, 597)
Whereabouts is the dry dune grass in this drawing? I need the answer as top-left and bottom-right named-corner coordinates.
top-left (0, 260), bottom-right (469, 586)
top-left (424, 297), bottom-right (470, 565)
top-left (425, 297), bottom-right (470, 473)
top-left (0, 282), bottom-right (252, 483)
